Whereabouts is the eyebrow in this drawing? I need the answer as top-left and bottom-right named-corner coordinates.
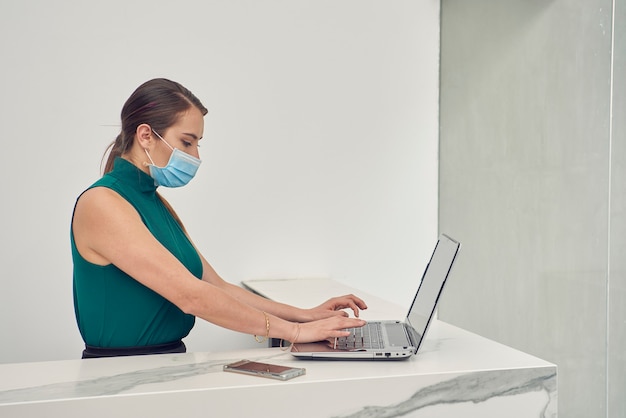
top-left (182, 132), bottom-right (202, 140)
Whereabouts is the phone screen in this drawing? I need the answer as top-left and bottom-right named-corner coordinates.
top-left (235, 361), bottom-right (292, 373)
top-left (224, 360), bottom-right (306, 380)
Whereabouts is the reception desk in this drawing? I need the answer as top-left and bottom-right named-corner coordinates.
top-left (0, 278), bottom-right (556, 417)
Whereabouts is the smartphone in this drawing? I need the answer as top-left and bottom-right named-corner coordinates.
top-left (223, 359), bottom-right (306, 381)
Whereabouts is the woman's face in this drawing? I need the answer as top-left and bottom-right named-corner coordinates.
top-left (151, 106), bottom-right (205, 166)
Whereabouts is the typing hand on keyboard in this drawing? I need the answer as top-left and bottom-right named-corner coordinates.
top-left (334, 323), bottom-right (384, 350)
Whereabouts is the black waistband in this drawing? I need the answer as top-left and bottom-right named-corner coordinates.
top-left (82, 340), bottom-right (186, 359)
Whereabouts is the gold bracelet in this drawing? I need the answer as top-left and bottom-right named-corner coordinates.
top-left (280, 323), bottom-right (301, 351)
top-left (254, 311), bottom-right (270, 343)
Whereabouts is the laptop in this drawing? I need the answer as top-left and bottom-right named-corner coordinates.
top-left (291, 234), bottom-right (461, 360)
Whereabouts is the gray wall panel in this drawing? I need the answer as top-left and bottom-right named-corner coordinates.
top-left (609, 0), bottom-right (626, 416)
top-left (439, 1), bottom-right (617, 416)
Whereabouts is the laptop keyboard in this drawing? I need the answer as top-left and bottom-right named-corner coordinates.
top-left (336, 322), bottom-right (384, 350)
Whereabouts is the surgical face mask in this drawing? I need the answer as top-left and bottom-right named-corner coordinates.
top-left (145, 129), bottom-right (201, 188)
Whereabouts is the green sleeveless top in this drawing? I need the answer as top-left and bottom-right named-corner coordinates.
top-left (71, 157), bottom-right (203, 348)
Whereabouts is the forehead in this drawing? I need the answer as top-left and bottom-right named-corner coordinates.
top-left (170, 107), bottom-right (204, 137)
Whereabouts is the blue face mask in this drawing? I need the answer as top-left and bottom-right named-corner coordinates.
top-left (145, 130), bottom-right (202, 188)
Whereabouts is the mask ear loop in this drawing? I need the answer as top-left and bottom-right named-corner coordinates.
top-left (151, 129), bottom-right (175, 151)
top-left (145, 128), bottom-right (175, 167)
top-left (144, 149), bottom-right (156, 165)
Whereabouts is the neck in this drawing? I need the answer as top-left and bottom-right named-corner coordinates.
top-left (120, 152), bottom-right (151, 175)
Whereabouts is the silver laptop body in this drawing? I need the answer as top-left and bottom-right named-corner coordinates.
top-left (291, 234), bottom-right (461, 360)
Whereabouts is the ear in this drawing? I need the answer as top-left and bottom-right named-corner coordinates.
top-left (135, 124), bottom-right (155, 149)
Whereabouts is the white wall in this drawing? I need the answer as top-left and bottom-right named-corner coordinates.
top-left (0, 0), bottom-right (440, 363)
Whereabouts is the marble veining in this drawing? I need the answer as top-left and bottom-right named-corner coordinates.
top-left (0, 352), bottom-right (286, 405)
top-left (335, 368), bottom-right (557, 418)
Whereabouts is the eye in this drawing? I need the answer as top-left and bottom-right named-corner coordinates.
top-left (181, 140), bottom-right (193, 147)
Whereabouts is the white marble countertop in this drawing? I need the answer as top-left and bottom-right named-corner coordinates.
top-left (0, 322), bottom-right (555, 408)
top-left (0, 278), bottom-right (557, 417)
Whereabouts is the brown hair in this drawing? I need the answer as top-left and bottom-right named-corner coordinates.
top-left (102, 78), bottom-right (208, 173)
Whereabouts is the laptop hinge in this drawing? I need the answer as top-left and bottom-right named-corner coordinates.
top-left (405, 323), bottom-right (421, 350)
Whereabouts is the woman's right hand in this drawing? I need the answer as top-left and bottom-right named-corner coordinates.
top-left (294, 316), bottom-right (366, 343)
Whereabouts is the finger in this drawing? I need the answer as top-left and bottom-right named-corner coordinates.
top-left (326, 327), bottom-right (364, 338)
top-left (336, 294), bottom-right (368, 311)
top-left (344, 300), bottom-right (360, 317)
top-left (327, 329), bottom-right (352, 338)
top-left (347, 294), bottom-right (368, 310)
top-left (323, 310), bottom-right (348, 318)
top-left (336, 317), bottom-right (367, 329)
top-left (343, 298), bottom-right (366, 318)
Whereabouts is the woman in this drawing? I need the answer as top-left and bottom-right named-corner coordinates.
top-left (71, 78), bottom-right (367, 358)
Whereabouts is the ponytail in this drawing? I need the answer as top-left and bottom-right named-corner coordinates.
top-left (101, 133), bottom-right (126, 174)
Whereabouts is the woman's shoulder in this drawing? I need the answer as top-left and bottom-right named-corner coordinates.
top-left (76, 167), bottom-right (137, 206)
top-left (75, 185), bottom-right (132, 216)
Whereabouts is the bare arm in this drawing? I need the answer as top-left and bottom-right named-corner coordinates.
top-left (197, 255), bottom-right (367, 322)
top-left (72, 187), bottom-right (366, 343)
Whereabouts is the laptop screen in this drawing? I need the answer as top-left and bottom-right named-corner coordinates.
top-left (406, 234), bottom-right (460, 348)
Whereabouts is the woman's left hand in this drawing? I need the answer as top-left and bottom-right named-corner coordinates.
top-left (303, 294), bottom-right (368, 321)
